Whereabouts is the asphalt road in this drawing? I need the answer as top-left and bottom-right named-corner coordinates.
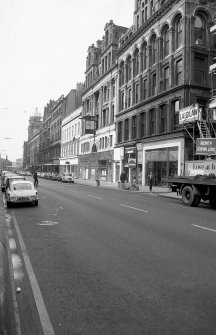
top-left (5, 178), bottom-right (216, 335)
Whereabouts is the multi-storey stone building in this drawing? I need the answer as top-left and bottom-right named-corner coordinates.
top-left (79, 20), bottom-right (128, 182)
top-left (60, 106), bottom-right (82, 177)
top-left (49, 95), bottom-right (64, 172)
top-left (115, 0), bottom-right (216, 186)
top-left (27, 110), bottom-right (42, 171)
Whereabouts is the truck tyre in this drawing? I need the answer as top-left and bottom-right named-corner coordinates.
top-left (182, 186), bottom-right (197, 206)
top-left (209, 194), bottom-right (216, 209)
top-left (193, 195), bottom-right (201, 207)
top-left (6, 201), bottom-right (12, 208)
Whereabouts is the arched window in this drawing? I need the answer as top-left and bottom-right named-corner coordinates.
top-left (141, 42), bottom-right (147, 71)
top-left (126, 55), bottom-right (132, 82)
top-left (150, 35), bottom-right (157, 65)
top-left (175, 16), bottom-right (182, 50)
top-left (162, 25), bottom-right (169, 58)
top-left (119, 62), bottom-right (125, 86)
top-left (134, 49), bottom-right (139, 77)
top-left (194, 14), bottom-right (205, 46)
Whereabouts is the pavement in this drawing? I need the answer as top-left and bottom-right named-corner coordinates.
top-left (73, 178), bottom-right (181, 200)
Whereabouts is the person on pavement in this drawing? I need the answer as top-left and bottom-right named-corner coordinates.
top-left (120, 170), bottom-right (127, 191)
top-left (33, 170), bottom-right (38, 187)
top-left (147, 171), bottom-right (153, 194)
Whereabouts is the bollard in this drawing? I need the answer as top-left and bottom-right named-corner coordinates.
top-left (96, 179), bottom-right (100, 186)
top-left (0, 197), bottom-right (17, 334)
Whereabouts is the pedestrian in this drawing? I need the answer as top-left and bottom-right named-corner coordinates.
top-left (147, 171), bottom-right (153, 194)
top-left (120, 170), bottom-right (127, 191)
top-left (33, 170), bottom-right (38, 187)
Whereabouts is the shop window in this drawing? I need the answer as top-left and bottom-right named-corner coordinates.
top-left (132, 115), bottom-right (137, 139)
top-left (145, 146), bottom-right (178, 186)
top-left (124, 118), bottom-right (129, 141)
top-left (194, 55), bottom-right (205, 84)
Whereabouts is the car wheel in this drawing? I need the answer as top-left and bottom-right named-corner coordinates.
top-left (34, 200), bottom-right (38, 206)
top-left (7, 201), bottom-right (12, 208)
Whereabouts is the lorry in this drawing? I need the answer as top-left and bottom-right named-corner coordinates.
top-left (168, 174), bottom-right (216, 208)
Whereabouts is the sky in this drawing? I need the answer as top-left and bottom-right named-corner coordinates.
top-left (0, 0), bottom-right (134, 162)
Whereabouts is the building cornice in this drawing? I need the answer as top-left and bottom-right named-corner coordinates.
top-left (117, 0), bottom-right (182, 57)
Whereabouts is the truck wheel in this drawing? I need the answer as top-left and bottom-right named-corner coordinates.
top-left (193, 195), bottom-right (201, 207)
top-left (209, 194), bottom-right (216, 209)
top-left (7, 201), bottom-right (12, 208)
top-left (182, 186), bottom-right (197, 206)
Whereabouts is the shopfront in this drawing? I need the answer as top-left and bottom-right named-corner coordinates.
top-left (142, 140), bottom-right (184, 186)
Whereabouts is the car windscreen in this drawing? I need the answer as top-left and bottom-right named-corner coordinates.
top-left (13, 183), bottom-right (33, 191)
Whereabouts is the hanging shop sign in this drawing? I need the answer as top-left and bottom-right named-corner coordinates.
top-left (85, 115), bottom-right (95, 134)
top-left (179, 104), bottom-right (201, 125)
top-left (196, 138), bottom-right (216, 156)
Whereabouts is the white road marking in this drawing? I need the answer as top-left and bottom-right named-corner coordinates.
top-left (37, 221), bottom-right (59, 226)
top-left (11, 212), bottom-right (55, 335)
top-left (120, 204), bottom-right (149, 213)
top-left (191, 224), bottom-right (216, 233)
top-left (70, 190), bottom-right (78, 193)
top-left (88, 195), bottom-right (103, 200)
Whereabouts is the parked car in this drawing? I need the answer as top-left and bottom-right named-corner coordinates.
top-left (62, 173), bottom-right (74, 183)
top-left (56, 173), bottom-right (63, 182)
top-left (5, 180), bottom-right (38, 208)
top-left (4, 175), bottom-right (26, 192)
top-left (52, 173), bottom-right (59, 181)
top-left (1, 172), bottom-right (16, 192)
top-left (19, 171), bottom-right (26, 176)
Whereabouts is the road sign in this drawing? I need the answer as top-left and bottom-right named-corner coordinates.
top-left (128, 159), bottom-right (136, 167)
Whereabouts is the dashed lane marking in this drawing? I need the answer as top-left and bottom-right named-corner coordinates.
top-left (11, 211), bottom-right (55, 335)
top-left (120, 203), bottom-right (149, 213)
top-left (88, 195), bottom-right (103, 200)
top-left (191, 224), bottom-right (216, 233)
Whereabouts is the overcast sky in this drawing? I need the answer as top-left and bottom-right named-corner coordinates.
top-left (0, 0), bottom-right (133, 162)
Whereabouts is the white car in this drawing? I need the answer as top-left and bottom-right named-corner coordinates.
top-left (5, 180), bottom-right (38, 207)
top-left (61, 173), bottom-right (74, 183)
